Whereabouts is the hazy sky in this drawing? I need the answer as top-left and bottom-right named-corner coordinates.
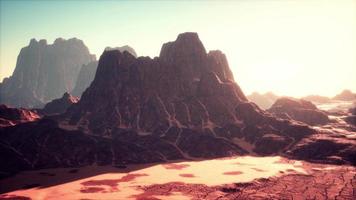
top-left (1, 0), bottom-right (355, 97)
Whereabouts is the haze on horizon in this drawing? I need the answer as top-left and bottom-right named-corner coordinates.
top-left (0, 0), bottom-right (355, 98)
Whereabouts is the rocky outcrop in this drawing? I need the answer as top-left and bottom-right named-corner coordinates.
top-left (71, 46), bottom-right (137, 97)
top-left (0, 119), bottom-right (185, 179)
top-left (104, 45), bottom-right (137, 57)
top-left (65, 32), bottom-right (248, 135)
top-left (40, 92), bottom-right (79, 115)
top-left (247, 92), bottom-right (279, 109)
top-left (0, 33), bottom-right (317, 177)
top-left (60, 32), bottom-right (313, 155)
top-left (333, 89), bottom-right (356, 101)
top-left (0, 38), bottom-right (95, 108)
top-left (71, 61), bottom-right (99, 97)
top-left (268, 97), bottom-right (330, 126)
top-left (0, 105), bottom-right (39, 127)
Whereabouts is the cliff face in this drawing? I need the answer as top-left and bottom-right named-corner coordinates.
top-left (65, 32), bottom-right (247, 135)
top-left (71, 45), bottom-right (137, 97)
top-left (0, 38), bottom-right (95, 108)
top-left (58, 32), bottom-right (313, 158)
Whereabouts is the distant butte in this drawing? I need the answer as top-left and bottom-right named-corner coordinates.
top-left (0, 38), bottom-right (95, 108)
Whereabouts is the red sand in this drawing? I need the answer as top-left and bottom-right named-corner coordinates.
top-left (80, 173), bottom-right (149, 192)
top-left (223, 171), bottom-right (243, 175)
top-left (163, 163), bottom-right (190, 170)
top-left (179, 173), bottom-right (195, 178)
top-left (80, 187), bottom-right (106, 193)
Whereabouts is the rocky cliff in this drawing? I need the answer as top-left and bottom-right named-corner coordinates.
top-left (59, 32), bottom-right (314, 157)
top-left (0, 38), bottom-right (95, 108)
top-left (65, 33), bottom-right (246, 135)
top-left (71, 45), bottom-right (137, 97)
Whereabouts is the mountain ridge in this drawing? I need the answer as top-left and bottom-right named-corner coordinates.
top-left (0, 38), bottom-right (95, 108)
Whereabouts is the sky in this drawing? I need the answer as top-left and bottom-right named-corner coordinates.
top-left (0, 0), bottom-right (355, 97)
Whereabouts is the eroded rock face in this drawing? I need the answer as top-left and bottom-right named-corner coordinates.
top-left (0, 33), bottom-right (318, 177)
top-left (268, 97), bottom-right (330, 126)
top-left (40, 92), bottom-right (79, 115)
top-left (59, 33), bottom-right (314, 157)
top-left (0, 38), bottom-right (95, 108)
top-left (0, 119), bottom-right (182, 178)
top-left (0, 105), bottom-right (39, 127)
top-left (65, 32), bottom-right (247, 135)
top-left (71, 46), bottom-right (137, 98)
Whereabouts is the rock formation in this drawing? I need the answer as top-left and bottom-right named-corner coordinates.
top-left (268, 97), bottom-right (330, 126)
top-left (247, 92), bottom-right (279, 109)
top-left (60, 33), bottom-right (314, 156)
top-left (333, 89), bottom-right (356, 101)
top-left (40, 92), bottom-right (79, 115)
top-left (71, 45), bottom-right (137, 97)
top-left (0, 33), bottom-right (325, 177)
top-left (0, 105), bottom-right (39, 127)
top-left (0, 38), bottom-right (95, 108)
top-left (71, 61), bottom-right (99, 97)
top-left (104, 45), bottom-right (137, 57)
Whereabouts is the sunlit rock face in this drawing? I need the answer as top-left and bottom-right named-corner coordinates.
top-left (40, 92), bottom-right (79, 115)
top-left (0, 104), bottom-right (39, 127)
top-left (0, 38), bottom-right (95, 108)
top-left (268, 97), bottom-right (330, 126)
